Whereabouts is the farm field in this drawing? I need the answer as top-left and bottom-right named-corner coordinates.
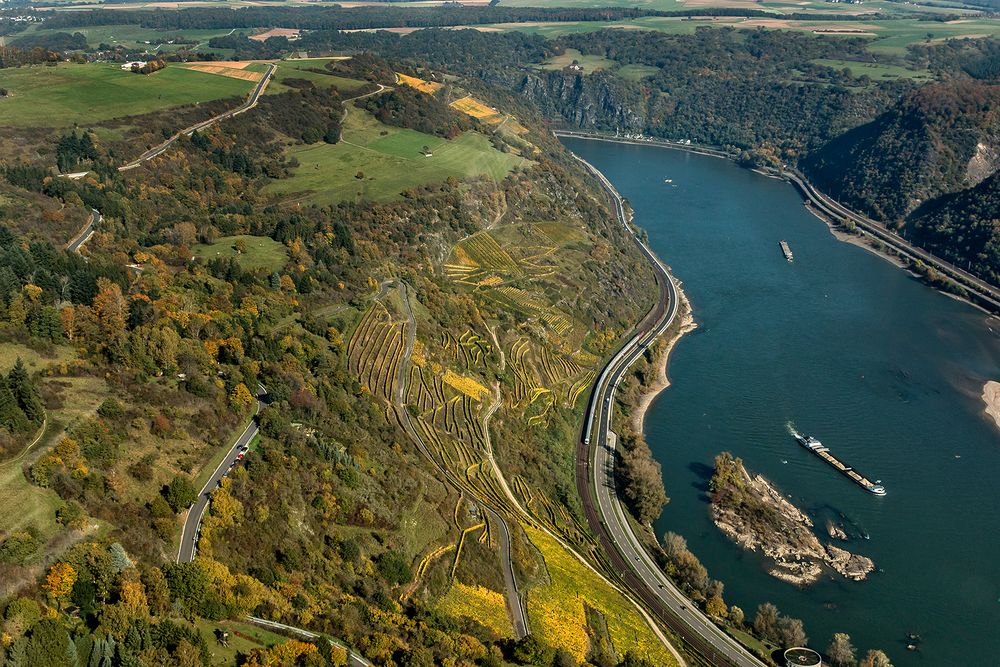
top-left (192, 235), bottom-right (289, 272)
top-left (499, 0), bottom-right (975, 14)
top-left (0, 62), bottom-right (253, 128)
top-left (265, 59), bottom-right (369, 95)
top-left (266, 107), bottom-right (527, 204)
top-left (436, 582), bottom-right (513, 637)
top-left (483, 14), bottom-right (1000, 49)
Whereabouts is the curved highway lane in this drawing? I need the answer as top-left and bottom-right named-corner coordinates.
top-left (571, 152), bottom-right (767, 667)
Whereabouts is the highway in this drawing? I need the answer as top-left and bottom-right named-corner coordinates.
top-left (784, 170), bottom-right (1000, 312)
top-left (572, 152), bottom-right (767, 667)
top-left (119, 63), bottom-right (277, 172)
top-left (176, 384), bottom-right (267, 563)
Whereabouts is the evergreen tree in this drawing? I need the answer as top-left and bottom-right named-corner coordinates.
top-left (9, 359), bottom-right (44, 423)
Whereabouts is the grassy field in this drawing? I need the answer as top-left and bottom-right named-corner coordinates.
top-left (811, 57), bottom-right (935, 81)
top-left (191, 618), bottom-right (287, 667)
top-left (266, 59), bottom-right (369, 95)
top-left (0, 375), bottom-right (109, 539)
top-left (537, 48), bottom-right (619, 74)
top-left (618, 63), bottom-right (662, 81)
top-left (0, 62), bottom-right (253, 128)
top-left (266, 107), bottom-right (528, 204)
top-left (192, 235), bottom-right (289, 272)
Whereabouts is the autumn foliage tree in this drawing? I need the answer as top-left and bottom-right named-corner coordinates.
top-left (44, 562), bottom-right (77, 603)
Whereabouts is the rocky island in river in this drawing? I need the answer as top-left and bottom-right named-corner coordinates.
top-left (709, 452), bottom-right (875, 586)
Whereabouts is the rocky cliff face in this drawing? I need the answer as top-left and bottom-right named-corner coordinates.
top-left (710, 455), bottom-right (875, 586)
top-left (482, 69), bottom-right (646, 132)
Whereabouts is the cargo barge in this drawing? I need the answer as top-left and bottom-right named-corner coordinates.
top-left (779, 240), bottom-right (794, 262)
top-left (791, 428), bottom-right (885, 496)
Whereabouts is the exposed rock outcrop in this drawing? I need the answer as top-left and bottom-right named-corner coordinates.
top-left (710, 453), bottom-right (875, 586)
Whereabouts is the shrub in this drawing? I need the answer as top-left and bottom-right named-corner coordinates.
top-left (163, 475), bottom-right (197, 513)
top-left (374, 550), bottom-right (411, 585)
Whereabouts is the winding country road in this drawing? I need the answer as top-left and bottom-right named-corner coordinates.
top-left (65, 208), bottom-right (101, 254)
top-left (177, 384), bottom-right (267, 563)
top-left (393, 282), bottom-right (529, 639)
top-left (572, 153), bottom-right (767, 667)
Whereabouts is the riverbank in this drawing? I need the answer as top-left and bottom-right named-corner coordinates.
top-left (631, 288), bottom-right (696, 435)
top-left (556, 130), bottom-right (1000, 315)
top-left (982, 380), bottom-right (1000, 432)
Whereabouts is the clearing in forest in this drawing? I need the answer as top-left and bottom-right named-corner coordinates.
top-left (396, 72), bottom-right (445, 93)
top-left (267, 107), bottom-right (527, 204)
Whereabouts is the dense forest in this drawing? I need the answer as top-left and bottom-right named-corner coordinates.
top-left (803, 80), bottom-right (1000, 280)
top-left (33, 5), bottom-right (899, 33)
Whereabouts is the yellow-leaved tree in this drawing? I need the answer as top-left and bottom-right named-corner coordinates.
top-left (229, 383), bottom-right (255, 413)
top-left (44, 563), bottom-right (77, 603)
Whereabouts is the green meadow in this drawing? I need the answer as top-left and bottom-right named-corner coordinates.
top-left (192, 235), bottom-right (289, 272)
top-left (266, 59), bottom-right (370, 95)
top-left (0, 62), bottom-right (253, 128)
top-left (266, 107), bottom-right (528, 204)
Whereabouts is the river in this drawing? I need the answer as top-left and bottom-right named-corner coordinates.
top-left (562, 137), bottom-right (1000, 665)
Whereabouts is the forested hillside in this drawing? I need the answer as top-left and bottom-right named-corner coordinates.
top-left (908, 170), bottom-right (1000, 283)
top-left (803, 81), bottom-right (1000, 222)
top-left (0, 47), bottom-right (678, 666)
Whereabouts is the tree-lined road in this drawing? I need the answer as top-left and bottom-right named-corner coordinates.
top-left (120, 63), bottom-right (277, 172)
top-left (65, 208), bottom-right (100, 254)
top-left (572, 152), bottom-right (767, 667)
top-left (177, 385), bottom-right (267, 563)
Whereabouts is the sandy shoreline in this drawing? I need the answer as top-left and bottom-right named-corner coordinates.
top-left (982, 381), bottom-right (1000, 432)
top-left (630, 284), bottom-right (697, 435)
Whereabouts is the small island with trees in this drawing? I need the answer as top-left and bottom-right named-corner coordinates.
top-left (710, 452), bottom-right (875, 585)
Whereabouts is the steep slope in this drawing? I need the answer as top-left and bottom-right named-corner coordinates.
top-left (908, 169), bottom-right (1000, 285)
top-left (803, 81), bottom-right (1000, 223)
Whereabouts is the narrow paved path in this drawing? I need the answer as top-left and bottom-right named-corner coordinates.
top-left (572, 152), bottom-right (767, 667)
top-left (65, 208), bottom-right (100, 254)
top-left (244, 616), bottom-right (370, 667)
top-left (177, 384), bottom-right (267, 563)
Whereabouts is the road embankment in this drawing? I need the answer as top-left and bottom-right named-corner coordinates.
top-left (628, 289), bottom-right (696, 436)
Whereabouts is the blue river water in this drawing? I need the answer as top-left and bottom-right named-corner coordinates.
top-left (562, 137), bottom-right (1000, 665)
